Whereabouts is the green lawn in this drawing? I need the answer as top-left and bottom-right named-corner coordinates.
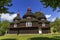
top-left (0, 34), bottom-right (60, 40)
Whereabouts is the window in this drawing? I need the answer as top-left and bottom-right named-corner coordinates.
top-left (27, 17), bottom-right (31, 19)
top-left (41, 19), bottom-right (45, 20)
top-left (26, 22), bottom-right (32, 27)
top-left (42, 23), bottom-right (45, 27)
top-left (14, 24), bottom-right (17, 28)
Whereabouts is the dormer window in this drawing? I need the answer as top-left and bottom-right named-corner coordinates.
top-left (26, 22), bottom-right (32, 27)
top-left (42, 23), bottom-right (45, 27)
top-left (27, 17), bottom-right (31, 19)
top-left (14, 23), bottom-right (17, 28)
top-left (41, 19), bottom-right (45, 20)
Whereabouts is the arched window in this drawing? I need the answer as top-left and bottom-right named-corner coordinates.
top-left (42, 23), bottom-right (45, 27)
top-left (14, 23), bottom-right (17, 28)
top-left (26, 22), bottom-right (32, 27)
top-left (27, 17), bottom-right (31, 19)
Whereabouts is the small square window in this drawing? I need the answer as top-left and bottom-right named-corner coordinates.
top-left (27, 17), bottom-right (31, 19)
top-left (14, 24), bottom-right (17, 28)
top-left (42, 23), bottom-right (45, 27)
top-left (41, 19), bottom-right (45, 20)
top-left (26, 22), bottom-right (32, 27)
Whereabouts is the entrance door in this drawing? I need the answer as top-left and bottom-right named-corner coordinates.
top-left (39, 27), bottom-right (42, 34)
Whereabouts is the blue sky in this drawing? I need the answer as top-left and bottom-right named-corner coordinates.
top-left (8, 0), bottom-right (60, 17)
top-left (1, 0), bottom-right (60, 22)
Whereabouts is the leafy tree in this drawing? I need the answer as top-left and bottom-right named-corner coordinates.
top-left (0, 0), bottom-right (12, 13)
top-left (40, 0), bottom-right (60, 11)
top-left (50, 18), bottom-right (60, 33)
top-left (0, 20), bottom-right (10, 35)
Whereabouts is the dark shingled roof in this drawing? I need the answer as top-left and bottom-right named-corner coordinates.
top-left (39, 20), bottom-right (50, 23)
top-left (38, 12), bottom-right (46, 18)
top-left (20, 18), bottom-right (38, 22)
top-left (23, 7), bottom-right (35, 18)
top-left (10, 21), bottom-right (20, 24)
top-left (13, 13), bottom-right (21, 20)
top-left (23, 12), bottom-right (34, 17)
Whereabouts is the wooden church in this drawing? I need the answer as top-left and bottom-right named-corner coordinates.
top-left (8, 7), bottom-right (51, 34)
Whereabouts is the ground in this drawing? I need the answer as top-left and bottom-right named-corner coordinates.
top-left (0, 34), bottom-right (60, 40)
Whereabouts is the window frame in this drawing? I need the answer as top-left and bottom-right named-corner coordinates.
top-left (27, 17), bottom-right (31, 19)
top-left (42, 23), bottom-right (45, 27)
top-left (26, 21), bottom-right (32, 27)
top-left (41, 19), bottom-right (45, 20)
top-left (14, 23), bottom-right (17, 28)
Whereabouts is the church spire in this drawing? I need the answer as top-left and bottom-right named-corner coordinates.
top-left (27, 7), bottom-right (31, 12)
top-left (23, 7), bottom-right (34, 18)
top-left (17, 10), bottom-right (20, 16)
top-left (13, 10), bottom-right (21, 22)
top-left (17, 12), bottom-right (20, 17)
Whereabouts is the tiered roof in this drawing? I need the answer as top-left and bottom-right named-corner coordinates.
top-left (37, 12), bottom-right (46, 19)
top-left (13, 7), bottom-right (49, 23)
top-left (14, 13), bottom-right (21, 20)
top-left (37, 12), bottom-right (49, 23)
top-left (23, 7), bottom-right (35, 18)
top-left (13, 12), bottom-right (21, 23)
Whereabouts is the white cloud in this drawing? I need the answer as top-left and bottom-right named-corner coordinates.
top-left (51, 17), bottom-right (56, 22)
top-left (45, 15), bottom-right (51, 18)
top-left (45, 14), bottom-right (56, 22)
top-left (45, 14), bottom-right (52, 22)
top-left (1, 13), bottom-right (17, 22)
top-left (47, 17), bottom-right (56, 22)
top-left (0, 14), bottom-right (56, 22)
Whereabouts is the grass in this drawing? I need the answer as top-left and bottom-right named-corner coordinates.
top-left (0, 34), bottom-right (60, 40)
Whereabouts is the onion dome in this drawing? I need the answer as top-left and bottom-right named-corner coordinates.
top-left (13, 12), bottom-right (21, 23)
top-left (27, 7), bottom-right (31, 12)
top-left (37, 12), bottom-right (46, 20)
top-left (23, 7), bottom-right (35, 18)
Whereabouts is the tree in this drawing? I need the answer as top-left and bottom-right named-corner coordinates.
top-left (50, 18), bottom-right (60, 33)
top-left (0, 0), bottom-right (12, 13)
top-left (40, 0), bottom-right (60, 11)
top-left (0, 0), bottom-right (13, 29)
top-left (0, 20), bottom-right (10, 35)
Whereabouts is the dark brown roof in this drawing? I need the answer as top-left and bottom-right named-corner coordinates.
top-left (23, 7), bottom-right (35, 18)
top-left (14, 13), bottom-right (21, 20)
top-left (27, 7), bottom-right (31, 12)
top-left (24, 12), bottom-right (34, 16)
top-left (20, 18), bottom-right (38, 22)
top-left (10, 21), bottom-right (20, 24)
top-left (39, 20), bottom-right (50, 23)
top-left (14, 16), bottom-right (20, 20)
top-left (38, 12), bottom-right (46, 18)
